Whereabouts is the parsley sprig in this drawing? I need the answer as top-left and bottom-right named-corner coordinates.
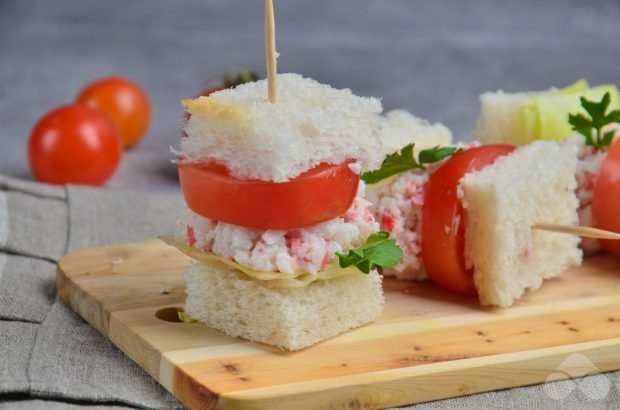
top-left (361, 144), bottom-right (459, 184)
top-left (336, 231), bottom-right (402, 274)
top-left (568, 92), bottom-right (620, 148)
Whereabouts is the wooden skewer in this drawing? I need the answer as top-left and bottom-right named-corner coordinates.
top-left (532, 223), bottom-right (620, 240)
top-left (264, 0), bottom-right (278, 103)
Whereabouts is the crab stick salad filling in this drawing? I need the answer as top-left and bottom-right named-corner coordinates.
top-left (176, 182), bottom-right (378, 275)
top-left (169, 74), bottom-right (403, 282)
top-left (370, 143), bottom-right (477, 281)
top-left (568, 125), bottom-right (620, 254)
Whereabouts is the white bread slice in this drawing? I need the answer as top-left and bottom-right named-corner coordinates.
top-left (366, 110), bottom-right (453, 206)
top-left (472, 90), bottom-right (532, 145)
top-left (380, 109), bottom-right (453, 156)
top-left (461, 140), bottom-right (582, 307)
top-left (184, 262), bottom-right (384, 350)
top-left (181, 73), bottom-right (383, 182)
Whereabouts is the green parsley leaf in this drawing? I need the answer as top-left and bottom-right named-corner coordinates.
top-left (361, 144), bottom-right (458, 184)
top-left (568, 92), bottom-right (620, 148)
top-left (336, 231), bottom-right (403, 274)
top-left (419, 146), bottom-right (459, 164)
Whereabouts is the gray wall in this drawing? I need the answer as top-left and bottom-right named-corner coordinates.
top-left (1, 0), bottom-right (619, 191)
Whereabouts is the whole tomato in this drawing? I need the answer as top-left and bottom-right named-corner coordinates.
top-left (28, 105), bottom-right (122, 185)
top-left (77, 76), bottom-right (150, 148)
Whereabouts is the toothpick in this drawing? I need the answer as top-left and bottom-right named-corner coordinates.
top-left (264, 0), bottom-right (278, 103)
top-left (532, 223), bottom-right (620, 240)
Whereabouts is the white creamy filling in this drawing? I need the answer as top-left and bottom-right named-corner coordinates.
top-left (371, 142), bottom-right (476, 281)
top-left (176, 182), bottom-right (378, 275)
top-left (567, 135), bottom-right (610, 254)
top-left (373, 171), bottom-right (428, 280)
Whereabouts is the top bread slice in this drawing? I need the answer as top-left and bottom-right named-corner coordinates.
top-left (379, 109), bottom-right (453, 156)
top-left (472, 90), bottom-right (532, 145)
top-left (460, 140), bottom-right (582, 307)
top-left (181, 73), bottom-right (383, 182)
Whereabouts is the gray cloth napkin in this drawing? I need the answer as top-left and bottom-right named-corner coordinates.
top-left (0, 174), bottom-right (618, 409)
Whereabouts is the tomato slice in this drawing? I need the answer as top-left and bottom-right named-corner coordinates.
top-left (421, 144), bottom-right (516, 295)
top-left (179, 161), bottom-right (359, 229)
top-left (592, 138), bottom-right (620, 255)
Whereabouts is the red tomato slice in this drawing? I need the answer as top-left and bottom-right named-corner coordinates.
top-left (592, 138), bottom-right (620, 255)
top-left (179, 161), bottom-right (359, 229)
top-left (421, 144), bottom-right (516, 295)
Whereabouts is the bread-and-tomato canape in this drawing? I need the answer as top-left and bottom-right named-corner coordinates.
top-left (164, 73), bottom-right (402, 350)
top-left (367, 140), bottom-right (582, 308)
top-left (474, 82), bottom-right (620, 256)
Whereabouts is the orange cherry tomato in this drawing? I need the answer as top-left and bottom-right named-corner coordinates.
top-left (421, 144), bottom-right (515, 295)
top-left (592, 138), bottom-right (620, 255)
top-left (76, 76), bottom-right (150, 148)
top-left (28, 105), bottom-right (122, 185)
top-left (178, 161), bottom-right (359, 229)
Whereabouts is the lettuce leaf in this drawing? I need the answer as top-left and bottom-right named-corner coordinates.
top-left (517, 80), bottom-right (620, 143)
top-left (178, 311), bottom-right (197, 323)
top-left (159, 235), bottom-right (360, 288)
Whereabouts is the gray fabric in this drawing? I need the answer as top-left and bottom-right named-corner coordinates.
top-left (0, 400), bottom-right (134, 409)
top-left (0, 254), bottom-right (56, 323)
top-left (0, 322), bottom-right (37, 394)
top-left (28, 299), bottom-right (182, 410)
top-left (0, 176), bottom-right (184, 409)
top-left (66, 187), bottom-right (184, 252)
top-left (0, 175), bottom-right (66, 201)
top-left (2, 190), bottom-right (68, 261)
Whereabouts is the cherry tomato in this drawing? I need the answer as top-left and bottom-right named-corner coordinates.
top-left (592, 138), bottom-right (620, 255)
top-left (178, 161), bottom-right (359, 229)
top-left (28, 105), bottom-right (122, 185)
top-left (421, 144), bottom-right (516, 295)
top-left (76, 76), bottom-right (150, 148)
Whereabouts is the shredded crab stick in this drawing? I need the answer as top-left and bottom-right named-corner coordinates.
top-left (176, 182), bottom-right (379, 275)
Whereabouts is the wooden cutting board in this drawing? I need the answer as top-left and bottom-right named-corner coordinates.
top-left (56, 239), bottom-right (620, 409)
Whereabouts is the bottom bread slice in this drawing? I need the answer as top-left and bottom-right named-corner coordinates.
top-left (183, 262), bottom-right (385, 350)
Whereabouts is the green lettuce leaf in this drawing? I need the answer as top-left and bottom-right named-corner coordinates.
top-left (517, 80), bottom-right (619, 143)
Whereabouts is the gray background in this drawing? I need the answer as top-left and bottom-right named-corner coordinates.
top-left (1, 0), bottom-right (620, 193)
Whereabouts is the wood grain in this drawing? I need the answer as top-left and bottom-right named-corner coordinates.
top-left (57, 239), bottom-right (620, 409)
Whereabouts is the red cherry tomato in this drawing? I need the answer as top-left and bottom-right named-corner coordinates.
top-left (178, 161), bottom-right (359, 229)
top-left (76, 76), bottom-right (150, 148)
top-left (592, 138), bottom-right (620, 255)
top-left (28, 105), bottom-right (122, 185)
top-left (421, 144), bottom-right (516, 295)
